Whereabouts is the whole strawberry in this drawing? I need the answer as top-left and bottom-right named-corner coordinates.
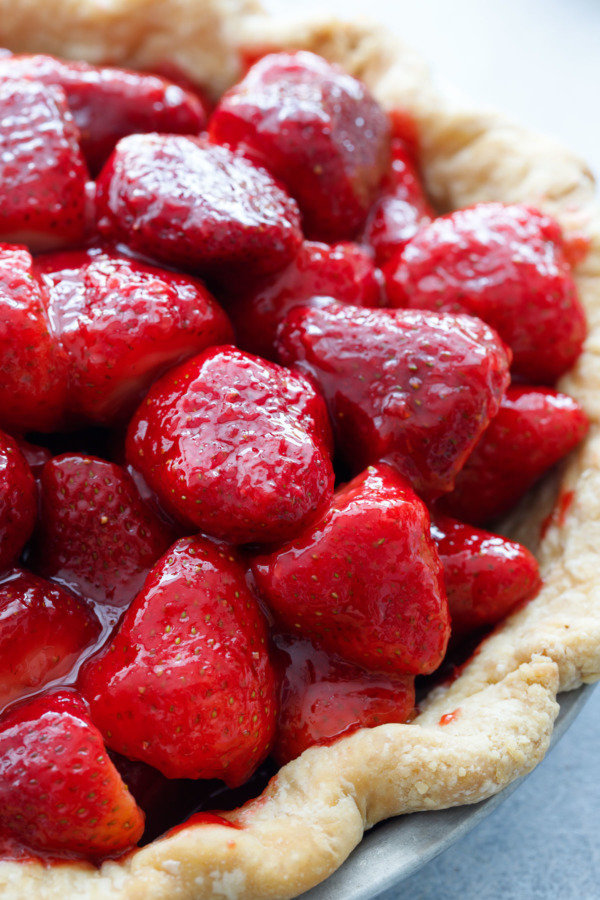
top-left (0, 569), bottom-right (100, 712)
top-left (431, 514), bottom-right (541, 637)
top-left (276, 301), bottom-right (510, 497)
top-left (223, 240), bottom-right (383, 361)
top-left (32, 454), bottom-right (174, 610)
top-left (126, 347), bottom-right (334, 545)
top-left (35, 248), bottom-right (233, 426)
top-left (272, 632), bottom-right (415, 765)
top-left (385, 203), bottom-right (586, 384)
top-left (0, 431), bottom-right (37, 571)
top-left (0, 53), bottom-right (206, 174)
top-left (0, 691), bottom-right (144, 856)
top-left (0, 245), bottom-right (69, 433)
top-left (79, 536), bottom-right (277, 785)
top-left (210, 51), bottom-right (390, 242)
top-left (96, 135), bottom-right (302, 279)
top-left (439, 386), bottom-right (590, 524)
top-left (252, 463), bottom-right (450, 676)
top-left (0, 80), bottom-right (89, 251)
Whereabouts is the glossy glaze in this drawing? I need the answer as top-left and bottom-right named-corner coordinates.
top-left (0, 431), bottom-right (36, 569)
top-left (79, 536), bottom-right (276, 785)
top-left (209, 51), bottom-right (390, 242)
top-left (276, 301), bottom-right (510, 496)
top-left (126, 346), bottom-right (334, 544)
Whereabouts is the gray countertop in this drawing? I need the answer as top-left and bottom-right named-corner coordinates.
top-left (265, 1), bottom-right (600, 894)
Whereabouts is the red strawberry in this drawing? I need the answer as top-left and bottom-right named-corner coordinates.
top-left (210, 51), bottom-right (390, 242)
top-left (385, 203), bottom-right (586, 384)
top-left (95, 134), bottom-right (302, 279)
top-left (0, 569), bottom-right (100, 712)
top-left (32, 454), bottom-right (174, 611)
top-left (439, 386), bottom-right (590, 524)
top-left (276, 301), bottom-right (510, 497)
top-left (0, 54), bottom-right (206, 174)
top-left (431, 514), bottom-right (541, 637)
top-left (0, 432), bottom-right (37, 571)
top-left (35, 248), bottom-right (234, 426)
top-left (223, 240), bottom-right (383, 361)
top-left (0, 80), bottom-right (89, 251)
top-left (126, 347), bottom-right (334, 545)
top-left (362, 137), bottom-right (434, 265)
top-left (252, 463), bottom-right (450, 676)
top-left (0, 691), bottom-right (144, 856)
top-left (0, 245), bottom-right (69, 433)
top-left (272, 632), bottom-right (415, 765)
top-left (79, 536), bottom-right (277, 785)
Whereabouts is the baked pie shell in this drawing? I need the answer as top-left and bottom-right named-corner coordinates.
top-left (0, 2), bottom-right (599, 897)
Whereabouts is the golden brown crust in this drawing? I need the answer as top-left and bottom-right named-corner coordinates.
top-left (0, 2), bottom-right (598, 897)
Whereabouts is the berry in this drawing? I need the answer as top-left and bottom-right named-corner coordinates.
top-left (0, 431), bottom-right (37, 571)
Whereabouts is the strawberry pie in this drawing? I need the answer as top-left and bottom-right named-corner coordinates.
top-left (0, 1), bottom-right (598, 899)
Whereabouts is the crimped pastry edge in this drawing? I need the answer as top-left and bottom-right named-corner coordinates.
top-left (0, 2), bottom-right (599, 898)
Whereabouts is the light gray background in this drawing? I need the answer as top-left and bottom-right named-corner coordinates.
top-left (265, 1), bottom-right (600, 896)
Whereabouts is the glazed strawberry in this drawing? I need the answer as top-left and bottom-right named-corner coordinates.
top-left (276, 301), bottom-right (510, 496)
top-left (0, 569), bottom-right (100, 712)
top-left (33, 454), bottom-right (174, 610)
top-left (0, 691), bottom-right (144, 856)
top-left (79, 536), bottom-right (277, 784)
top-left (431, 514), bottom-right (541, 637)
top-left (224, 240), bottom-right (383, 361)
top-left (35, 248), bottom-right (234, 425)
top-left (385, 203), bottom-right (586, 383)
top-left (272, 633), bottom-right (415, 765)
top-left (0, 432), bottom-right (37, 571)
top-left (95, 134), bottom-right (302, 279)
top-left (439, 386), bottom-right (590, 524)
top-left (126, 347), bottom-right (334, 544)
top-left (0, 245), bottom-right (68, 433)
top-left (252, 463), bottom-right (450, 675)
top-left (362, 137), bottom-right (434, 265)
top-left (209, 51), bottom-right (391, 242)
top-left (0, 54), bottom-right (206, 174)
top-left (0, 80), bottom-right (88, 251)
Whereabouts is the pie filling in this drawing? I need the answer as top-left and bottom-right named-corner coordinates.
top-left (0, 44), bottom-right (590, 867)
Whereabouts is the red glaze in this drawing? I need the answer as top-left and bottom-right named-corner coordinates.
top-left (15, 439), bottom-right (52, 480)
top-left (439, 386), bottom-right (590, 524)
top-left (209, 51), bottom-right (390, 242)
top-left (362, 138), bottom-right (434, 265)
top-left (276, 301), bottom-right (511, 497)
top-left (0, 54), bottom-right (205, 174)
top-left (0, 691), bottom-right (144, 857)
top-left (430, 514), bottom-right (541, 636)
top-left (439, 709), bottom-right (461, 726)
top-left (0, 569), bottom-right (100, 712)
top-left (0, 245), bottom-right (69, 433)
top-left (224, 240), bottom-right (384, 361)
top-left (35, 248), bottom-right (233, 426)
top-left (385, 203), bottom-right (586, 384)
top-left (252, 463), bottom-right (450, 676)
top-left (0, 80), bottom-right (88, 251)
top-left (166, 813), bottom-right (239, 836)
top-left (271, 632), bottom-right (415, 765)
top-left (33, 454), bottom-right (174, 609)
top-left (79, 536), bottom-right (277, 785)
top-left (95, 135), bottom-right (302, 279)
top-left (0, 432), bottom-right (37, 571)
top-left (126, 347), bottom-right (335, 545)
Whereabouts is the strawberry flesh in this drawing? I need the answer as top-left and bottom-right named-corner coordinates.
top-left (385, 203), bottom-right (586, 384)
top-left (272, 632), bottom-right (415, 765)
top-left (126, 346), bottom-right (334, 544)
top-left (0, 691), bottom-right (144, 857)
top-left (95, 134), bottom-right (303, 279)
top-left (210, 51), bottom-right (390, 242)
top-left (276, 301), bottom-right (511, 496)
top-left (252, 463), bottom-right (450, 676)
top-left (0, 431), bottom-right (37, 570)
top-left (79, 536), bottom-right (277, 785)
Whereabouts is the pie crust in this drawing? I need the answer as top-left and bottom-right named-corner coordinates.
top-left (1, 2), bottom-right (599, 898)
